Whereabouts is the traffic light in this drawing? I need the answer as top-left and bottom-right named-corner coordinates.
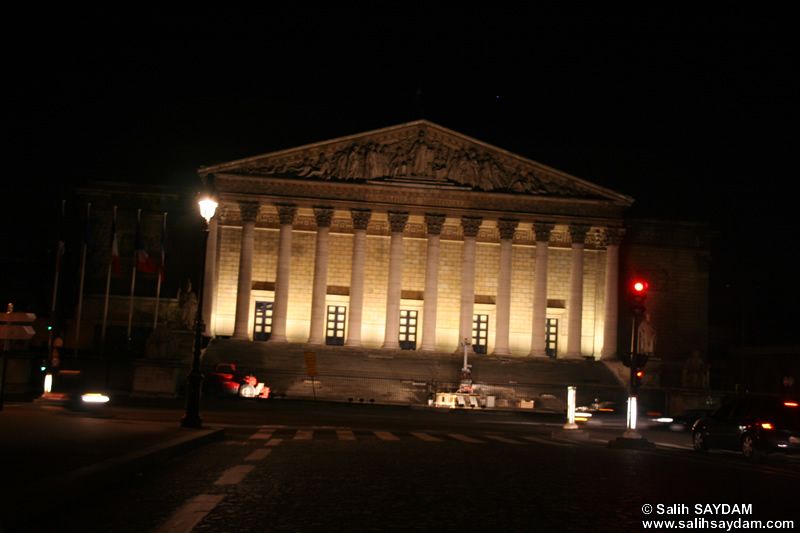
top-left (633, 369), bottom-right (644, 388)
top-left (635, 353), bottom-right (649, 368)
top-left (631, 280), bottom-right (648, 316)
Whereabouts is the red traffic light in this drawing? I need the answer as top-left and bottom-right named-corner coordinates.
top-left (630, 280), bottom-right (648, 315)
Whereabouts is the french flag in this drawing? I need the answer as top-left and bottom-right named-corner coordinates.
top-left (136, 213), bottom-right (158, 274)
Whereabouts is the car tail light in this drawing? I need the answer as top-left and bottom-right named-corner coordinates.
top-left (784, 401), bottom-right (798, 407)
top-left (760, 422), bottom-right (774, 430)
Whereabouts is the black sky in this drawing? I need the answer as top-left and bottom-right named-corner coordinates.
top-left (5, 7), bottom-right (797, 340)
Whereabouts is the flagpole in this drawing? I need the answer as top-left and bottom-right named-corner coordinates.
top-left (101, 206), bottom-right (117, 355)
top-left (51, 200), bottom-right (66, 315)
top-left (153, 212), bottom-right (166, 329)
top-left (48, 199), bottom-right (66, 377)
top-left (128, 209), bottom-right (140, 342)
top-left (75, 202), bottom-right (90, 358)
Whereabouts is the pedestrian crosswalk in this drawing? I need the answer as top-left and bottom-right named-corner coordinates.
top-left (241, 428), bottom-right (581, 446)
top-left (231, 427), bottom-right (693, 450)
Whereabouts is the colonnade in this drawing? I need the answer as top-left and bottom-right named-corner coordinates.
top-left (208, 203), bottom-right (622, 359)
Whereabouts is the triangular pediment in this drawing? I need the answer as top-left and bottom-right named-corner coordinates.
top-left (201, 120), bottom-right (632, 204)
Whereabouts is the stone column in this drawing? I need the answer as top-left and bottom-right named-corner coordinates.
top-left (202, 213), bottom-right (218, 336)
top-left (457, 216), bottom-right (483, 353)
top-left (529, 222), bottom-right (554, 357)
top-left (232, 201), bottom-right (260, 340)
top-left (269, 204), bottom-right (296, 343)
top-left (420, 214), bottom-right (445, 351)
top-left (600, 227), bottom-right (624, 360)
top-left (307, 207), bottom-right (335, 344)
top-left (382, 212), bottom-right (408, 349)
top-left (493, 218), bottom-right (518, 356)
top-left (565, 224), bottom-right (591, 359)
top-left (345, 209), bottom-right (371, 347)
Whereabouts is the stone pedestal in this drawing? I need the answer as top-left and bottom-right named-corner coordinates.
top-left (131, 359), bottom-right (184, 398)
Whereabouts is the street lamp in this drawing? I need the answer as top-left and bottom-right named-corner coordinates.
top-left (181, 195), bottom-right (217, 428)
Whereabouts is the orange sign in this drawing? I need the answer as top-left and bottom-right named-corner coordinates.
top-left (304, 352), bottom-right (318, 377)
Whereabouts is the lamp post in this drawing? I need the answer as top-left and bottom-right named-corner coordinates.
top-left (181, 196), bottom-right (217, 428)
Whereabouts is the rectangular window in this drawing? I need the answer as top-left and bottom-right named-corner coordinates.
top-left (399, 309), bottom-right (418, 350)
top-left (326, 306), bottom-right (346, 346)
top-left (546, 318), bottom-right (558, 358)
top-left (472, 314), bottom-right (488, 354)
top-left (254, 301), bottom-right (273, 341)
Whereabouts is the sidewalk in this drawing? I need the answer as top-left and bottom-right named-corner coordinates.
top-left (0, 401), bottom-right (222, 530)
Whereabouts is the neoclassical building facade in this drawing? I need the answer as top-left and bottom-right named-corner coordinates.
top-left (198, 121), bottom-right (635, 359)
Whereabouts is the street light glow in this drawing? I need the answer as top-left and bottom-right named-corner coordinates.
top-left (199, 198), bottom-right (218, 222)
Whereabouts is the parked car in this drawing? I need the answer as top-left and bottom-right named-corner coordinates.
top-left (204, 364), bottom-right (270, 399)
top-left (691, 397), bottom-right (800, 460)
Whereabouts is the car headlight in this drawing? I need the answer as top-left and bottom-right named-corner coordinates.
top-left (81, 393), bottom-right (110, 404)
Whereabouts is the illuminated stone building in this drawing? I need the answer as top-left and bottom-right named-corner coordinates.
top-left (197, 120), bottom-right (650, 360)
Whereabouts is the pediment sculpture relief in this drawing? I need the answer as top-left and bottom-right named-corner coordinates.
top-left (240, 128), bottom-right (602, 200)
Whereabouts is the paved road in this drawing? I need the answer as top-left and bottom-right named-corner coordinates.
top-left (3, 400), bottom-right (797, 532)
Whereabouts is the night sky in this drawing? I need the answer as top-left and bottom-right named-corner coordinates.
top-left (5, 7), bottom-right (796, 343)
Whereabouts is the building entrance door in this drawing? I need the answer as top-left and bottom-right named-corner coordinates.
top-left (326, 305), bottom-right (346, 346)
top-left (399, 309), bottom-right (418, 350)
top-left (254, 301), bottom-right (273, 341)
top-left (546, 318), bottom-right (558, 358)
top-left (472, 314), bottom-right (488, 354)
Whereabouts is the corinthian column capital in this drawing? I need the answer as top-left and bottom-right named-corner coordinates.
top-left (239, 201), bottom-right (260, 223)
top-left (533, 221), bottom-right (555, 242)
top-left (569, 223), bottom-right (591, 245)
top-left (313, 207), bottom-right (335, 228)
top-left (497, 218), bottom-right (519, 240)
top-left (461, 216), bottom-right (483, 238)
top-left (388, 211), bottom-right (409, 233)
top-left (351, 208), bottom-right (372, 230)
top-left (424, 214), bottom-right (446, 235)
top-left (276, 204), bottom-right (297, 225)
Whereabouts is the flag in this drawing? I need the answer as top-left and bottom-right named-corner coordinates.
top-left (136, 213), bottom-right (158, 274)
top-left (111, 207), bottom-right (121, 275)
top-left (159, 213), bottom-right (166, 283)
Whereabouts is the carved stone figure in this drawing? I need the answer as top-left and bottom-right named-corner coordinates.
top-left (410, 132), bottom-right (430, 177)
top-left (177, 279), bottom-right (198, 330)
top-left (637, 313), bottom-right (656, 355)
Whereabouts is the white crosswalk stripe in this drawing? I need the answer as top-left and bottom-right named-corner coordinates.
top-left (522, 435), bottom-right (576, 447)
top-left (249, 429), bottom-right (274, 440)
top-left (484, 435), bottom-right (525, 444)
top-left (411, 432), bottom-right (443, 442)
top-left (374, 431), bottom-right (400, 441)
top-left (245, 448), bottom-right (272, 461)
top-left (448, 433), bottom-right (485, 443)
top-left (214, 465), bottom-right (255, 485)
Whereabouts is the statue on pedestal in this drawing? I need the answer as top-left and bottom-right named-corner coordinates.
top-left (177, 279), bottom-right (197, 330)
top-left (637, 313), bottom-right (656, 356)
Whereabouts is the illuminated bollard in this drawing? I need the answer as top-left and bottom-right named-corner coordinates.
top-left (563, 386), bottom-right (579, 430)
